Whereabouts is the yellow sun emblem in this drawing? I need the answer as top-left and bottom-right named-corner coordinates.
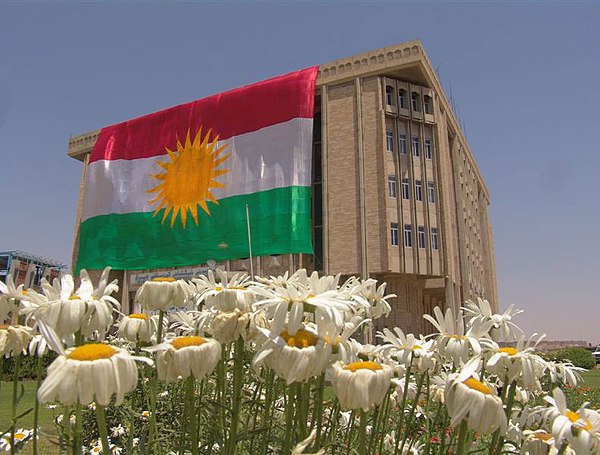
top-left (148, 128), bottom-right (230, 228)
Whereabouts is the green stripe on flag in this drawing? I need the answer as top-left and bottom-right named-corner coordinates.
top-left (76, 186), bottom-right (313, 272)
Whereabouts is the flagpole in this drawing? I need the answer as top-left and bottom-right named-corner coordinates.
top-left (245, 204), bottom-right (254, 278)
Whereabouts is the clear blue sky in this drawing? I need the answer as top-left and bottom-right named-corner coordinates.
top-left (1, 3), bottom-right (598, 342)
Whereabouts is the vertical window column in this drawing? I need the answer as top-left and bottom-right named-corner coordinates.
top-left (386, 130), bottom-right (394, 152)
top-left (404, 224), bottom-right (413, 247)
top-left (415, 180), bottom-right (423, 201)
top-left (390, 223), bottom-right (399, 246)
top-left (401, 178), bottom-right (410, 199)
top-left (418, 226), bottom-right (426, 249)
top-left (388, 175), bottom-right (397, 198)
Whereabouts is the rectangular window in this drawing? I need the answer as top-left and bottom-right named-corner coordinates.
top-left (401, 178), bottom-right (410, 199)
top-left (385, 86), bottom-right (393, 106)
top-left (386, 130), bottom-right (394, 152)
top-left (399, 134), bottom-right (407, 155)
top-left (412, 137), bottom-right (420, 157)
top-left (411, 92), bottom-right (420, 112)
top-left (431, 227), bottom-right (439, 250)
top-left (391, 223), bottom-right (399, 246)
top-left (427, 181), bottom-right (436, 203)
top-left (415, 180), bottom-right (423, 201)
top-left (404, 224), bottom-right (413, 247)
top-left (398, 89), bottom-right (407, 109)
top-left (424, 139), bottom-right (433, 159)
top-left (388, 175), bottom-right (397, 198)
top-left (418, 226), bottom-right (426, 249)
top-left (424, 95), bottom-right (433, 114)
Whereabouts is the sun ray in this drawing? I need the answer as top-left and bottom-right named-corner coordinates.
top-left (147, 127), bottom-right (230, 228)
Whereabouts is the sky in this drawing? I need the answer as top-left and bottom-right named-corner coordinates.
top-left (0, 2), bottom-right (598, 342)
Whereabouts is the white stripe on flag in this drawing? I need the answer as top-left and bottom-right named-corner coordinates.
top-left (82, 117), bottom-right (313, 222)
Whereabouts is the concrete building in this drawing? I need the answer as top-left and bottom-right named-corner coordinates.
top-left (67, 40), bottom-right (498, 335)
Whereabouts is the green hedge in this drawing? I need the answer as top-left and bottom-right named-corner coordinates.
top-left (542, 347), bottom-right (596, 370)
top-left (0, 352), bottom-right (57, 381)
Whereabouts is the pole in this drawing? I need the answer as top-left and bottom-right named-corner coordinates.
top-left (245, 204), bottom-right (254, 277)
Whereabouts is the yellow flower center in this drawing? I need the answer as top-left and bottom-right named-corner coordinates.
top-left (324, 335), bottom-right (341, 345)
top-left (14, 432), bottom-right (26, 440)
top-left (565, 409), bottom-right (592, 431)
top-left (451, 334), bottom-right (466, 340)
top-left (172, 336), bottom-right (207, 350)
top-left (21, 290), bottom-right (27, 296)
top-left (128, 313), bottom-right (148, 320)
top-left (152, 277), bottom-right (176, 282)
top-left (500, 347), bottom-right (518, 356)
top-left (69, 295), bottom-right (81, 300)
top-left (344, 361), bottom-right (383, 372)
top-left (0, 324), bottom-right (9, 330)
top-left (463, 377), bottom-right (493, 395)
top-left (280, 329), bottom-right (318, 348)
top-left (68, 344), bottom-right (117, 361)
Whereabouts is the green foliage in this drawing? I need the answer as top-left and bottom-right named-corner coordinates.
top-left (542, 347), bottom-right (596, 370)
top-left (0, 352), bottom-right (57, 381)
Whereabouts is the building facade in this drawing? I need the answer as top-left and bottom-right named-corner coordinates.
top-left (0, 250), bottom-right (65, 291)
top-left (67, 41), bottom-right (498, 335)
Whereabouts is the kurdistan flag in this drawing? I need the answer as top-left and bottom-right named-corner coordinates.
top-left (76, 67), bottom-right (318, 272)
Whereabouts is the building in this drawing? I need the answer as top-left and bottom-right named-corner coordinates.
top-left (67, 40), bottom-right (498, 335)
top-left (0, 250), bottom-right (65, 291)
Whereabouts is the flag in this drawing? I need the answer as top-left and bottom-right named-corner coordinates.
top-left (76, 67), bottom-right (318, 272)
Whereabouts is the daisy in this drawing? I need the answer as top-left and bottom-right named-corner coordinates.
top-left (378, 327), bottom-right (437, 373)
top-left (192, 269), bottom-right (254, 313)
top-left (118, 313), bottom-right (157, 343)
top-left (253, 327), bottom-right (331, 384)
top-left (463, 298), bottom-right (523, 341)
top-left (38, 343), bottom-right (151, 406)
top-left (544, 388), bottom-right (600, 453)
top-left (424, 306), bottom-right (493, 366)
top-left (331, 360), bottom-right (393, 411)
top-left (0, 275), bottom-right (24, 320)
top-left (134, 277), bottom-right (189, 312)
top-left (0, 324), bottom-right (33, 357)
top-left (0, 428), bottom-right (33, 452)
top-left (444, 359), bottom-right (507, 434)
top-left (147, 335), bottom-right (221, 382)
top-left (342, 277), bottom-right (395, 319)
top-left (486, 335), bottom-right (548, 390)
top-left (522, 430), bottom-right (555, 455)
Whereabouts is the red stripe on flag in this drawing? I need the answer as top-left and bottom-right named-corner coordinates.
top-left (89, 67), bottom-right (319, 163)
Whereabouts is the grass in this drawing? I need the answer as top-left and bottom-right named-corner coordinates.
top-left (0, 380), bottom-right (60, 454)
top-left (580, 368), bottom-right (600, 388)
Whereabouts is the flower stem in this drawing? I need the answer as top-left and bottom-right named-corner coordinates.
top-left (358, 409), bottom-right (368, 455)
top-left (95, 405), bottom-right (111, 455)
top-left (33, 354), bottom-right (43, 455)
top-left (186, 376), bottom-right (198, 455)
top-left (156, 310), bottom-right (165, 344)
top-left (225, 338), bottom-right (244, 455)
top-left (283, 383), bottom-right (295, 454)
top-left (456, 420), bottom-right (469, 455)
top-left (313, 373), bottom-right (325, 448)
top-left (10, 354), bottom-right (21, 455)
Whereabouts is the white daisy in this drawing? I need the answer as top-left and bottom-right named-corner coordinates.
top-left (331, 360), bottom-right (393, 411)
top-left (134, 277), bottom-right (189, 312)
top-left (0, 274), bottom-right (24, 320)
top-left (253, 327), bottom-right (331, 384)
top-left (148, 335), bottom-right (221, 382)
top-left (192, 269), bottom-right (254, 313)
top-left (118, 313), bottom-right (157, 343)
top-left (0, 324), bottom-right (33, 357)
top-left (378, 327), bottom-right (437, 373)
top-left (38, 343), bottom-right (151, 406)
top-left (444, 359), bottom-right (507, 434)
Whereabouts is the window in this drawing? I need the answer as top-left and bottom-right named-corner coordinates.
top-left (404, 224), bottom-right (413, 247)
top-left (411, 92), bottom-right (420, 112)
top-left (424, 139), bottom-right (433, 159)
top-left (415, 180), bottom-right (423, 201)
top-left (412, 137), bottom-right (420, 157)
top-left (424, 95), bottom-right (433, 114)
top-left (401, 178), bottom-right (410, 199)
top-left (386, 130), bottom-right (394, 151)
top-left (391, 223), bottom-right (399, 246)
top-left (431, 227), bottom-right (439, 250)
top-left (427, 181), bottom-right (436, 203)
top-left (385, 86), bottom-right (394, 106)
top-left (388, 175), bottom-right (397, 198)
top-left (398, 89), bottom-right (407, 109)
top-left (418, 226), bottom-right (426, 249)
top-left (399, 134), bottom-right (407, 155)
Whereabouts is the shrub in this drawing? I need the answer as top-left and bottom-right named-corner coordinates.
top-left (543, 347), bottom-right (596, 370)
